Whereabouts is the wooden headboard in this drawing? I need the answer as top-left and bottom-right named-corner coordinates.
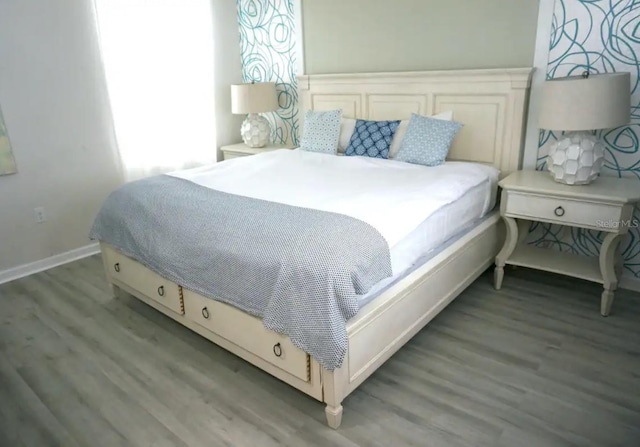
top-left (297, 68), bottom-right (533, 176)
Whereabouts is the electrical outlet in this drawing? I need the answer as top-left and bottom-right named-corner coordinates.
top-left (34, 206), bottom-right (46, 223)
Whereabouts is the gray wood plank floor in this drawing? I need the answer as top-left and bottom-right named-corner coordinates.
top-left (1, 255), bottom-right (639, 447)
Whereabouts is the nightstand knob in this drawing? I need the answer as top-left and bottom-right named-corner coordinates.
top-left (554, 206), bottom-right (565, 217)
top-left (114, 262), bottom-right (120, 272)
top-left (273, 342), bottom-right (282, 357)
top-left (201, 307), bottom-right (210, 320)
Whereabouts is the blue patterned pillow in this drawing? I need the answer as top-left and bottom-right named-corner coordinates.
top-left (300, 109), bottom-right (342, 154)
top-left (344, 119), bottom-right (400, 159)
top-left (395, 114), bottom-right (463, 166)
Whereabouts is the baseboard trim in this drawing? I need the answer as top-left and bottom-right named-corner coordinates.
top-left (620, 275), bottom-right (640, 293)
top-left (0, 242), bottom-right (100, 285)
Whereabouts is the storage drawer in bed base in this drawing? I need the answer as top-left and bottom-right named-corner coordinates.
top-left (99, 243), bottom-right (315, 389)
top-left (103, 244), bottom-right (184, 315)
top-left (182, 289), bottom-right (311, 382)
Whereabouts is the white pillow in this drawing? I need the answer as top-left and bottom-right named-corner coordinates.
top-left (338, 118), bottom-right (356, 153)
top-left (389, 111), bottom-right (454, 158)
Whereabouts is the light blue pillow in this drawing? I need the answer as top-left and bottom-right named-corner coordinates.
top-left (300, 109), bottom-right (342, 154)
top-left (395, 113), bottom-right (463, 166)
top-left (345, 119), bottom-right (400, 159)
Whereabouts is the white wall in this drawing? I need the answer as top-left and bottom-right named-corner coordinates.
top-left (302, 0), bottom-right (540, 74)
top-left (0, 0), bottom-right (122, 272)
top-left (0, 0), bottom-right (243, 274)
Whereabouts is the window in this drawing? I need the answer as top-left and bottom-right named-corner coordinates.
top-left (94, 0), bottom-right (217, 180)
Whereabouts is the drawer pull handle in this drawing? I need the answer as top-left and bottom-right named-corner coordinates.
top-left (273, 343), bottom-right (282, 357)
top-left (157, 286), bottom-right (165, 297)
top-left (554, 206), bottom-right (565, 217)
top-left (201, 307), bottom-right (210, 319)
top-left (114, 263), bottom-right (120, 273)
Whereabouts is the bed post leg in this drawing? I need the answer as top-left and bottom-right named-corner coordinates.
top-left (322, 361), bottom-right (348, 429)
top-left (98, 244), bottom-right (121, 299)
top-left (325, 404), bottom-right (343, 429)
top-left (111, 284), bottom-right (122, 298)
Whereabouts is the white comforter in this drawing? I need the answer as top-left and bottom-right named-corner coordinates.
top-left (169, 148), bottom-right (497, 253)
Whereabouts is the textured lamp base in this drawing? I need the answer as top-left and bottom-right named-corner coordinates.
top-left (547, 131), bottom-right (604, 185)
top-left (240, 113), bottom-right (271, 148)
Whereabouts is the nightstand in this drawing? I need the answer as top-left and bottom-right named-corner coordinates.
top-left (220, 143), bottom-right (293, 161)
top-left (494, 170), bottom-right (640, 316)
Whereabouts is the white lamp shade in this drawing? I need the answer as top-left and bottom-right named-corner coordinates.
top-left (231, 82), bottom-right (278, 114)
top-left (538, 72), bottom-right (630, 131)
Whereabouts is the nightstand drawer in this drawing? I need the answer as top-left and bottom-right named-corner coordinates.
top-left (504, 192), bottom-right (622, 229)
top-left (222, 150), bottom-right (246, 160)
top-left (220, 143), bottom-right (292, 161)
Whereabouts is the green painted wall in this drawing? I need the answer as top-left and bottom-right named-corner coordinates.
top-left (302, 0), bottom-right (539, 74)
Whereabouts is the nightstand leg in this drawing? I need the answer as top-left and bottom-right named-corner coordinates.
top-left (494, 216), bottom-right (519, 290)
top-left (517, 219), bottom-right (530, 244)
top-left (510, 219), bottom-right (530, 270)
top-left (599, 233), bottom-right (623, 317)
top-left (493, 267), bottom-right (505, 290)
top-left (601, 290), bottom-right (615, 317)
top-left (614, 241), bottom-right (624, 279)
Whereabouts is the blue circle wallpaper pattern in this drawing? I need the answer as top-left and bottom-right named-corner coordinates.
top-left (236, 0), bottom-right (299, 146)
top-left (534, 0), bottom-right (640, 278)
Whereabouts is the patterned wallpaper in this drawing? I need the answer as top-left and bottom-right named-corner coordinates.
top-left (236, 0), bottom-right (299, 146)
top-left (533, 0), bottom-right (640, 277)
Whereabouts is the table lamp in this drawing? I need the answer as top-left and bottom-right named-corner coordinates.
top-left (231, 82), bottom-right (278, 148)
top-left (538, 72), bottom-right (630, 185)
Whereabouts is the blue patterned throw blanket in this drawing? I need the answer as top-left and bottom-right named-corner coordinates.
top-left (90, 175), bottom-right (392, 370)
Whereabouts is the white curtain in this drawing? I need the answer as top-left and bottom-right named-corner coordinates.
top-left (94, 0), bottom-right (217, 180)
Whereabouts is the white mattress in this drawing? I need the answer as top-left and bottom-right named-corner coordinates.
top-left (387, 175), bottom-right (496, 273)
top-left (169, 149), bottom-right (498, 276)
top-left (361, 182), bottom-right (496, 302)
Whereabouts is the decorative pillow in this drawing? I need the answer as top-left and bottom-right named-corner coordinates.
top-left (395, 113), bottom-right (463, 166)
top-left (338, 118), bottom-right (357, 152)
top-left (300, 109), bottom-right (342, 154)
top-left (389, 111), bottom-right (453, 158)
top-left (344, 119), bottom-right (401, 159)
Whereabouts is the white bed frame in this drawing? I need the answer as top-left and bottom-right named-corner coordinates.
top-left (100, 68), bottom-right (533, 429)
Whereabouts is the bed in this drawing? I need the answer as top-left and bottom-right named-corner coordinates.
top-left (94, 68), bottom-right (533, 429)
